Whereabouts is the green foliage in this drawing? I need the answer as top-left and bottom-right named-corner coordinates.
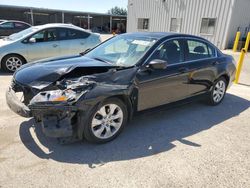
top-left (108, 6), bottom-right (127, 15)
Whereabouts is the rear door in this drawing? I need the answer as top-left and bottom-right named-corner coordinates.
top-left (183, 38), bottom-right (218, 96)
top-left (136, 38), bottom-right (191, 111)
top-left (26, 28), bottom-right (61, 61)
top-left (58, 28), bottom-right (91, 56)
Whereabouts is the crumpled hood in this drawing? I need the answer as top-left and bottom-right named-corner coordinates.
top-left (14, 55), bottom-right (116, 87)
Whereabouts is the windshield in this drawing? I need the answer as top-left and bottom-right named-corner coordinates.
top-left (4, 27), bottom-right (38, 41)
top-left (85, 35), bottom-right (157, 67)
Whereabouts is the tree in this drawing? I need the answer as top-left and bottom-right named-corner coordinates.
top-left (108, 6), bottom-right (127, 15)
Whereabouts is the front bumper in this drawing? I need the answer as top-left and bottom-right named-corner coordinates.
top-left (30, 104), bottom-right (77, 138)
top-left (6, 87), bottom-right (78, 138)
top-left (6, 87), bottom-right (31, 117)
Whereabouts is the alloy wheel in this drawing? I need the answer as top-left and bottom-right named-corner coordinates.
top-left (91, 103), bottom-right (124, 139)
top-left (5, 56), bottom-right (23, 72)
top-left (213, 80), bottom-right (226, 103)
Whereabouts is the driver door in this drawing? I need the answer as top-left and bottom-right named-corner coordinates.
top-left (136, 39), bottom-right (190, 111)
top-left (26, 28), bottom-right (61, 62)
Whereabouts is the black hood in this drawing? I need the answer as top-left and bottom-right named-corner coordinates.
top-left (14, 55), bottom-right (116, 86)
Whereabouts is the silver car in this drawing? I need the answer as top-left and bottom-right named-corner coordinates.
top-left (0, 23), bottom-right (101, 72)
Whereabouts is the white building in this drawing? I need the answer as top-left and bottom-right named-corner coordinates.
top-left (127, 0), bottom-right (250, 49)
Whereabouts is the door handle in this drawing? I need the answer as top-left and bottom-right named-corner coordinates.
top-left (53, 44), bottom-right (58, 48)
top-left (80, 42), bottom-right (85, 45)
top-left (178, 67), bottom-right (189, 73)
top-left (212, 61), bottom-right (219, 65)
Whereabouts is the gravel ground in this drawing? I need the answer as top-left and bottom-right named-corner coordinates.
top-left (0, 47), bottom-right (250, 187)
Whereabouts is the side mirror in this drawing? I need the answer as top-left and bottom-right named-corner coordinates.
top-left (147, 59), bottom-right (168, 70)
top-left (29, 38), bottom-right (36, 43)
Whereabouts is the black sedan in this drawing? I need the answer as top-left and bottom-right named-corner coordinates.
top-left (6, 32), bottom-right (236, 143)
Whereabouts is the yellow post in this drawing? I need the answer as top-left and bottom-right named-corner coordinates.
top-left (233, 31), bottom-right (241, 52)
top-left (244, 32), bottom-right (250, 51)
top-left (234, 48), bottom-right (246, 84)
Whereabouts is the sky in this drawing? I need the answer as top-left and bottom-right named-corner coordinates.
top-left (0, 0), bottom-right (128, 13)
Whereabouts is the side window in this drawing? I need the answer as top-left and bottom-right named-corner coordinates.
top-left (58, 29), bottom-right (90, 40)
top-left (186, 39), bottom-right (215, 61)
top-left (149, 39), bottom-right (183, 65)
top-left (0, 22), bottom-right (14, 29)
top-left (31, 29), bottom-right (57, 42)
top-left (14, 22), bottom-right (29, 29)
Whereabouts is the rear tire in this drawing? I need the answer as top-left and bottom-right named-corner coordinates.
top-left (1, 54), bottom-right (25, 73)
top-left (207, 77), bottom-right (227, 106)
top-left (82, 98), bottom-right (128, 143)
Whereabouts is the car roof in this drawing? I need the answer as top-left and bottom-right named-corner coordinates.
top-left (124, 32), bottom-right (210, 41)
top-left (33, 23), bottom-right (81, 29)
top-left (32, 23), bottom-right (92, 33)
top-left (123, 32), bottom-right (217, 47)
top-left (0, 20), bottom-right (31, 25)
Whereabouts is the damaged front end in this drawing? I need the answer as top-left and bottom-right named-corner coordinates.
top-left (6, 58), bottom-right (138, 140)
top-left (7, 76), bottom-right (96, 138)
top-left (29, 77), bottom-right (96, 138)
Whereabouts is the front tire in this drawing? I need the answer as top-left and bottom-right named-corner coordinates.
top-left (207, 77), bottom-right (227, 105)
top-left (83, 98), bottom-right (128, 143)
top-left (1, 54), bottom-right (25, 73)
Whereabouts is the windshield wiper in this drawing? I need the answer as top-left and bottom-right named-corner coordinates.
top-left (92, 57), bottom-right (113, 65)
top-left (79, 48), bottom-right (91, 56)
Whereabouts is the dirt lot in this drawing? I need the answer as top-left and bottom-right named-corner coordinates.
top-left (0, 49), bottom-right (250, 187)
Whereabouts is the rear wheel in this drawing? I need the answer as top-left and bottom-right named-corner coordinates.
top-left (207, 77), bottom-right (227, 105)
top-left (83, 98), bottom-right (128, 143)
top-left (1, 54), bottom-right (25, 73)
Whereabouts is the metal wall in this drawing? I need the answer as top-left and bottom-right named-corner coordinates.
top-left (227, 0), bottom-right (250, 48)
top-left (127, 0), bottom-right (250, 49)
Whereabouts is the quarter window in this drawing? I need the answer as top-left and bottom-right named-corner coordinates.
top-left (186, 39), bottom-right (215, 61)
top-left (200, 18), bottom-right (216, 35)
top-left (149, 39), bottom-right (183, 65)
top-left (170, 18), bottom-right (182, 32)
top-left (138, 18), bottom-right (149, 30)
top-left (14, 22), bottom-right (29, 29)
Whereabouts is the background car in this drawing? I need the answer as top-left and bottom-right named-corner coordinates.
top-left (6, 32), bottom-right (236, 144)
top-left (0, 23), bottom-right (101, 72)
top-left (0, 20), bottom-right (31, 38)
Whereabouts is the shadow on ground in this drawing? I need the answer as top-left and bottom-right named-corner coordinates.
top-left (19, 93), bottom-right (250, 168)
top-left (0, 70), bottom-right (12, 76)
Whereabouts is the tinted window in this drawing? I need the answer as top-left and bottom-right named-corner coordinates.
top-left (31, 28), bottom-right (57, 42)
top-left (186, 39), bottom-right (215, 61)
top-left (58, 28), bottom-right (90, 40)
top-left (14, 22), bottom-right (29, 29)
top-left (0, 22), bottom-right (14, 29)
top-left (149, 39), bottom-right (183, 65)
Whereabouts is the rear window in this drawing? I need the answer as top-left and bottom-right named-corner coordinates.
top-left (186, 39), bottom-right (216, 61)
top-left (14, 22), bottom-right (29, 29)
top-left (58, 28), bottom-right (90, 40)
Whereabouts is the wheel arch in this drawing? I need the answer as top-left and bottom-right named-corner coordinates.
top-left (105, 94), bottom-right (134, 121)
top-left (0, 53), bottom-right (27, 69)
top-left (76, 94), bottom-right (135, 140)
top-left (217, 73), bottom-right (230, 87)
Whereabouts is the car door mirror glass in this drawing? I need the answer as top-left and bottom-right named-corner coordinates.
top-left (29, 38), bottom-right (36, 43)
top-left (148, 59), bottom-right (168, 70)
